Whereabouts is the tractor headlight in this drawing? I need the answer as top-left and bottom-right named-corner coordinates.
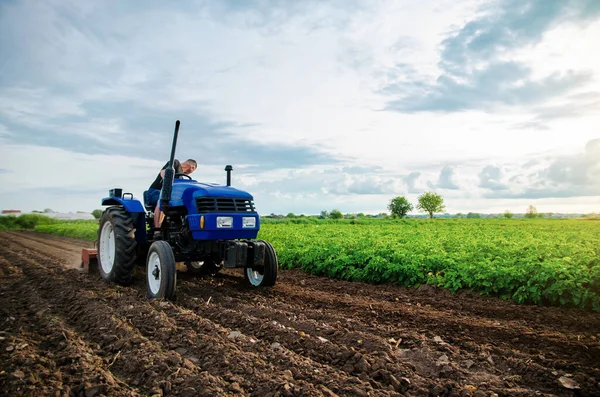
top-left (242, 217), bottom-right (256, 228)
top-left (216, 216), bottom-right (233, 228)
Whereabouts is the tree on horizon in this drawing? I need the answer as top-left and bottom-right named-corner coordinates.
top-left (417, 192), bottom-right (445, 219)
top-left (388, 196), bottom-right (413, 218)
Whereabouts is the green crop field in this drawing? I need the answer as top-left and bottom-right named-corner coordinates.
top-left (7, 215), bottom-right (599, 311)
top-left (35, 221), bottom-right (99, 241)
top-left (260, 219), bottom-right (600, 311)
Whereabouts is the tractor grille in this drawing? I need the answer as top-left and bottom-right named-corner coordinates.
top-left (196, 197), bottom-right (256, 213)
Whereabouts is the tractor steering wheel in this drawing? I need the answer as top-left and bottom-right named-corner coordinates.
top-left (175, 173), bottom-right (192, 180)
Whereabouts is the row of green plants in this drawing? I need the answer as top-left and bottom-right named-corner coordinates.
top-left (35, 221), bottom-right (99, 240)
top-left (4, 215), bottom-right (599, 311)
top-left (258, 219), bottom-right (600, 311)
top-left (0, 214), bottom-right (98, 239)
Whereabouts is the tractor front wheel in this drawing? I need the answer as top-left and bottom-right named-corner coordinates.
top-left (97, 207), bottom-right (137, 284)
top-left (244, 241), bottom-right (278, 287)
top-left (146, 241), bottom-right (177, 300)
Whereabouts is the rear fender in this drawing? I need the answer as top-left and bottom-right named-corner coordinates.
top-left (101, 196), bottom-right (147, 242)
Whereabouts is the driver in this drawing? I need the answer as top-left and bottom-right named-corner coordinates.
top-left (144, 159), bottom-right (197, 236)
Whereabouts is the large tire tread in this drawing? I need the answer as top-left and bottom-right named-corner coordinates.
top-left (261, 240), bottom-right (278, 287)
top-left (244, 240), bottom-right (278, 287)
top-left (98, 207), bottom-right (137, 285)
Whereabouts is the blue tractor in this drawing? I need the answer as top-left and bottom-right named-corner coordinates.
top-left (96, 120), bottom-right (278, 299)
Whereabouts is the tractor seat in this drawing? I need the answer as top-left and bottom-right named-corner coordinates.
top-left (143, 190), bottom-right (156, 213)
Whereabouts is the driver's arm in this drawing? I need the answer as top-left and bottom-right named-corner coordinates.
top-left (159, 160), bottom-right (181, 179)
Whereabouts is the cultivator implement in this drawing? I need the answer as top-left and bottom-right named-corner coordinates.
top-left (80, 248), bottom-right (98, 272)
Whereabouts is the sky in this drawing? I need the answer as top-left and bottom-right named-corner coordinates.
top-left (0, 0), bottom-right (599, 215)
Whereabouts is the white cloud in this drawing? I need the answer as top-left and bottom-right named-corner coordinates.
top-left (0, 123), bottom-right (11, 137)
top-left (429, 166), bottom-right (460, 190)
top-left (0, 143), bottom-right (230, 212)
top-left (0, 87), bottom-right (85, 122)
top-left (479, 165), bottom-right (507, 190)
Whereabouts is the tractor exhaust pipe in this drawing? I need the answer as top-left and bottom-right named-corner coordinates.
top-left (225, 165), bottom-right (233, 186)
top-left (160, 120), bottom-right (180, 209)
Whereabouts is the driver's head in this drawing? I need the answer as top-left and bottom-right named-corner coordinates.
top-left (182, 159), bottom-right (197, 174)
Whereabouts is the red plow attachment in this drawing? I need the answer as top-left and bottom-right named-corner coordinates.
top-left (80, 248), bottom-right (98, 272)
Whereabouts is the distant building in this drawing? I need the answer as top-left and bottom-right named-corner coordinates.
top-left (1, 210), bottom-right (21, 214)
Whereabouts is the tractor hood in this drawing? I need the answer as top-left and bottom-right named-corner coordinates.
top-left (168, 179), bottom-right (253, 207)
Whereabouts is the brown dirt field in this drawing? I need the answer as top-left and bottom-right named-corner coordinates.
top-left (0, 231), bottom-right (599, 397)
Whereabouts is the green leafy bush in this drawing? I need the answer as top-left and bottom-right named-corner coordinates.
top-left (0, 214), bottom-right (60, 230)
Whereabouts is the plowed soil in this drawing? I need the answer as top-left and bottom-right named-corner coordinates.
top-left (0, 231), bottom-right (599, 397)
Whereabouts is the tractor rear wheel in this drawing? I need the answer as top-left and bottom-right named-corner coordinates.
top-left (244, 240), bottom-right (278, 287)
top-left (146, 241), bottom-right (177, 300)
top-left (97, 207), bottom-right (137, 284)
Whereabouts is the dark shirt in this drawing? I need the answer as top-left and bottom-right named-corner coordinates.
top-left (149, 160), bottom-right (183, 190)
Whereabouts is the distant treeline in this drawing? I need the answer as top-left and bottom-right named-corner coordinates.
top-left (262, 211), bottom-right (596, 221)
top-left (0, 214), bottom-right (91, 231)
top-left (0, 214), bottom-right (61, 230)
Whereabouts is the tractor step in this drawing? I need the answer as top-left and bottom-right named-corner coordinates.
top-left (80, 248), bottom-right (98, 272)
